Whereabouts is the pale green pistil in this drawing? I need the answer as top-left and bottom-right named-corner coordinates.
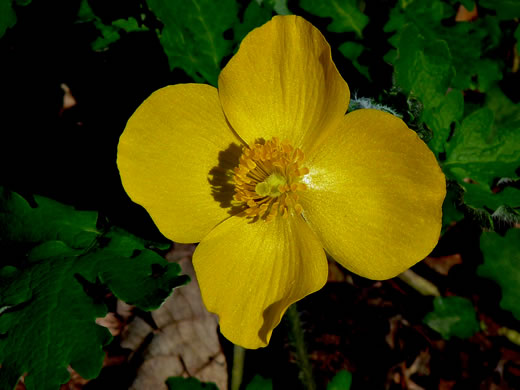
top-left (255, 172), bottom-right (287, 198)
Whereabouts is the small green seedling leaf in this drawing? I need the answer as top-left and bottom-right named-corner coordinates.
top-left (423, 296), bottom-right (479, 340)
top-left (327, 370), bottom-right (353, 390)
top-left (245, 375), bottom-right (273, 390)
top-left (300, 0), bottom-right (368, 37)
top-left (478, 229), bottom-right (520, 321)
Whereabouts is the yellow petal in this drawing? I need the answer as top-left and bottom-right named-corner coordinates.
top-left (117, 84), bottom-right (241, 243)
top-left (218, 15), bottom-right (349, 152)
top-left (301, 109), bottom-right (446, 280)
top-left (193, 214), bottom-right (328, 349)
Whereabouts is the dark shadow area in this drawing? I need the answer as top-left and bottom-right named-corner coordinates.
top-left (208, 142), bottom-right (245, 216)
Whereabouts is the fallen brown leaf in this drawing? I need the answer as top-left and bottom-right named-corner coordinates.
top-left (121, 245), bottom-right (227, 390)
top-left (455, 4), bottom-right (478, 22)
top-left (424, 255), bottom-right (463, 276)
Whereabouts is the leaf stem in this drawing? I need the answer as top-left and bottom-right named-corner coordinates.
top-left (286, 304), bottom-right (316, 390)
top-left (398, 269), bottom-right (440, 296)
top-left (231, 344), bottom-right (245, 390)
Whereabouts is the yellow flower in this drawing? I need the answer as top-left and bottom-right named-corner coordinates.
top-left (117, 15), bottom-right (445, 348)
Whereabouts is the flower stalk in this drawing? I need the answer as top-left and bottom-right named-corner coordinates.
top-left (231, 344), bottom-right (245, 390)
top-left (286, 304), bottom-right (316, 390)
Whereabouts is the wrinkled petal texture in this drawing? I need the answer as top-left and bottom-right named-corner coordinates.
top-left (301, 109), bottom-right (446, 280)
top-left (218, 15), bottom-right (349, 152)
top-left (117, 84), bottom-right (240, 243)
top-left (193, 214), bottom-right (328, 349)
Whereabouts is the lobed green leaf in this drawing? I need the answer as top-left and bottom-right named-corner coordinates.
top-left (300, 0), bottom-right (368, 37)
top-left (245, 375), bottom-right (273, 390)
top-left (423, 296), bottom-right (480, 340)
top-left (146, 0), bottom-right (238, 86)
top-left (234, 0), bottom-right (274, 43)
top-left (479, 0), bottom-right (520, 19)
top-left (327, 370), bottom-right (353, 390)
top-left (478, 229), bottom-right (520, 321)
top-left (393, 24), bottom-right (454, 110)
top-left (0, 190), bottom-right (188, 390)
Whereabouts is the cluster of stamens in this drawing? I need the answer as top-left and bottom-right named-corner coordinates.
top-left (233, 137), bottom-right (309, 222)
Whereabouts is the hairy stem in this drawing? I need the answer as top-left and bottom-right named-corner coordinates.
top-left (286, 304), bottom-right (316, 390)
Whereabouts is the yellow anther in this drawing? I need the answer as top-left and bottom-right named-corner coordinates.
top-left (298, 167), bottom-right (310, 175)
top-left (232, 137), bottom-right (309, 222)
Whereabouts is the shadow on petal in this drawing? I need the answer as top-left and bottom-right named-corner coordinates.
top-left (208, 142), bottom-right (245, 216)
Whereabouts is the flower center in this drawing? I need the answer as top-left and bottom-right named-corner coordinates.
top-left (233, 137), bottom-right (309, 221)
top-left (255, 172), bottom-right (286, 198)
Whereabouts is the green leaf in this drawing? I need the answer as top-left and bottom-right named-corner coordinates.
top-left (0, 190), bottom-right (188, 390)
top-left (385, 2), bottom-right (503, 92)
top-left (0, 0), bottom-right (32, 39)
top-left (486, 84), bottom-right (520, 128)
top-left (76, 1), bottom-right (148, 51)
top-left (327, 370), bottom-right (353, 390)
top-left (266, 0), bottom-right (290, 15)
top-left (166, 377), bottom-right (219, 390)
top-left (393, 24), bottom-right (454, 109)
top-left (478, 229), bottom-right (520, 320)
top-left (438, 19), bottom-right (502, 91)
top-left (338, 41), bottom-right (370, 79)
top-left (479, 0), bottom-right (520, 19)
top-left (146, 0), bottom-right (238, 85)
top-left (0, 188), bottom-right (100, 249)
top-left (233, 0), bottom-right (273, 43)
top-left (424, 89), bottom-right (464, 155)
top-left (441, 181), bottom-right (465, 231)
top-left (91, 18), bottom-right (148, 51)
top-left (91, 21), bottom-right (121, 51)
top-left (112, 17), bottom-right (149, 33)
top-left (423, 296), bottom-right (479, 340)
top-left (300, 0), bottom-right (368, 37)
top-left (474, 59), bottom-right (502, 92)
top-left (443, 106), bottom-right (520, 213)
top-left (0, 0), bottom-right (17, 39)
top-left (245, 375), bottom-right (273, 390)
top-left (459, 0), bottom-right (475, 11)
top-left (77, 0), bottom-right (95, 22)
